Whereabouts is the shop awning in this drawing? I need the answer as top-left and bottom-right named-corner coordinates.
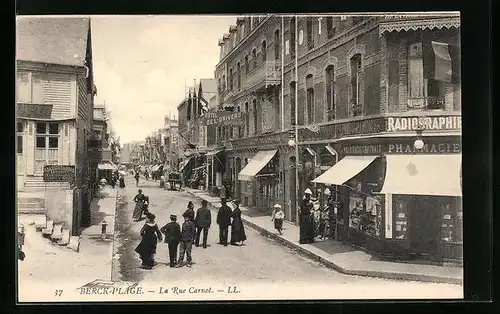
top-left (238, 149), bottom-right (278, 181)
top-left (98, 161), bottom-right (118, 171)
top-left (207, 149), bottom-right (224, 156)
top-left (303, 147), bottom-right (315, 156)
top-left (151, 165), bottom-right (160, 172)
top-left (312, 155), bottom-right (379, 185)
top-left (380, 154), bottom-right (462, 196)
top-left (179, 157), bottom-right (193, 172)
top-left (324, 145), bottom-right (337, 156)
top-left (192, 164), bottom-right (211, 171)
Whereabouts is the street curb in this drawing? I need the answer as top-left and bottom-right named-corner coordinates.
top-left (186, 190), bottom-right (463, 285)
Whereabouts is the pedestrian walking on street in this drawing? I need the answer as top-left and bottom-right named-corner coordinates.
top-left (217, 199), bottom-right (232, 246)
top-left (299, 189), bottom-right (315, 244)
top-left (183, 201), bottom-right (195, 221)
top-left (177, 216), bottom-right (196, 267)
top-left (134, 213), bottom-right (163, 270)
top-left (133, 189), bottom-right (148, 221)
top-left (195, 200), bottom-right (211, 248)
top-left (119, 172), bottom-right (126, 188)
top-left (135, 171), bottom-right (140, 187)
top-left (271, 204), bottom-right (285, 235)
top-left (160, 214), bottom-right (181, 267)
top-left (111, 172), bottom-right (117, 189)
top-left (230, 199), bottom-right (246, 246)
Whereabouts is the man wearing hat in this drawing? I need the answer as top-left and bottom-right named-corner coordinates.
top-left (160, 214), bottom-right (182, 267)
top-left (216, 199), bottom-right (232, 246)
top-left (195, 200), bottom-right (212, 248)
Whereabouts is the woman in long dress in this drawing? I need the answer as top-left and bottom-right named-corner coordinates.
top-left (230, 200), bottom-right (247, 246)
top-left (299, 189), bottom-right (315, 244)
top-left (133, 189), bottom-right (148, 221)
top-left (134, 213), bottom-right (162, 269)
top-left (119, 172), bottom-right (126, 188)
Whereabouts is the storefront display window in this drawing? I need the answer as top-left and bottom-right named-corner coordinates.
top-left (393, 195), bottom-right (409, 240)
top-left (440, 198), bottom-right (463, 243)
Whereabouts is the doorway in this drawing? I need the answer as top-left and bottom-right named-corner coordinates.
top-left (409, 196), bottom-right (441, 262)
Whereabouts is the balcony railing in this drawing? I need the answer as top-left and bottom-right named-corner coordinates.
top-left (242, 60), bottom-right (281, 92)
top-left (408, 97), bottom-right (446, 110)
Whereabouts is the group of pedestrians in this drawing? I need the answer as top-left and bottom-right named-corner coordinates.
top-left (298, 188), bottom-right (339, 244)
top-left (134, 197), bottom-right (248, 269)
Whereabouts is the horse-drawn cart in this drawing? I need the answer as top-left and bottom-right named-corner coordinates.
top-left (167, 172), bottom-right (182, 191)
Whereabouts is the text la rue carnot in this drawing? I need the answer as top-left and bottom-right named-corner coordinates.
top-left (79, 285), bottom-right (240, 295)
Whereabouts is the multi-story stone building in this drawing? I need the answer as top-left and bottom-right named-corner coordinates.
top-left (93, 104), bottom-right (117, 181)
top-left (215, 14), bottom-right (462, 264)
top-left (162, 115), bottom-right (179, 171)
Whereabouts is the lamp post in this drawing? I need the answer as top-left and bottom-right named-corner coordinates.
top-left (413, 120), bottom-right (426, 149)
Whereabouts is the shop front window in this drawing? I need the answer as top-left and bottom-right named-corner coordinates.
top-left (393, 195), bottom-right (409, 239)
top-left (440, 198), bottom-right (463, 243)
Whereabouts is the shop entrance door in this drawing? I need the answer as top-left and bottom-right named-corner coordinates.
top-left (409, 196), bottom-right (441, 262)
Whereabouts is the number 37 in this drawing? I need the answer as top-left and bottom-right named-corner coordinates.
top-left (54, 290), bottom-right (63, 297)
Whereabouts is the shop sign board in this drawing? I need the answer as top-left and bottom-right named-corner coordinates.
top-left (43, 165), bottom-right (75, 183)
top-left (386, 116), bottom-right (461, 132)
top-left (203, 111), bottom-right (245, 127)
top-left (339, 136), bottom-right (461, 156)
top-left (299, 114), bottom-right (461, 142)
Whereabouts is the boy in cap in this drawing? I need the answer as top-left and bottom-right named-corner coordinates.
top-left (177, 215), bottom-right (196, 267)
top-left (160, 214), bottom-right (182, 267)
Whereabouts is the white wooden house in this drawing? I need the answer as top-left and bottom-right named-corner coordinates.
top-left (16, 17), bottom-right (96, 190)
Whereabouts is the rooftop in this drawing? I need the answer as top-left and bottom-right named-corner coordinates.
top-left (16, 17), bottom-right (90, 66)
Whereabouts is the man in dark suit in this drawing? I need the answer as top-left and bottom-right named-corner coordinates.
top-left (194, 200), bottom-right (211, 248)
top-left (160, 214), bottom-right (181, 267)
top-left (177, 216), bottom-right (196, 267)
top-left (217, 199), bottom-right (232, 246)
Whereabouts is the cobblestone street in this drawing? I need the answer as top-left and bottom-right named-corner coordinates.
top-left (111, 178), bottom-right (463, 299)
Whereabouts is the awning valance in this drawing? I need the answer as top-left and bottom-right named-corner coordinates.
top-left (380, 154), bottom-right (462, 196)
top-left (238, 149), bottom-right (278, 181)
top-left (324, 145), bottom-right (337, 156)
top-left (379, 17), bottom-right (460, 36)
top-left (98, 161), bottom-right (117, 171)
top-left (312, 156), bottom-right (379, 185)
top-left (302, 147), bottom-right (315, 156)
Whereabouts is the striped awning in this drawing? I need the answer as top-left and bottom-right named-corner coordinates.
top-left (98, 161), bottom-right (118, 171)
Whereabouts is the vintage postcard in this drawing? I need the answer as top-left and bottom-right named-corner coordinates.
top-left (16, 13), bottom-right (463, 302)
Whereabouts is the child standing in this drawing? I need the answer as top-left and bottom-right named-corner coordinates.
top-left (271, 204), bottom-right (285, 235)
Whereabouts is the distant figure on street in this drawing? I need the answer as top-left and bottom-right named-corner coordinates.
top-left (219, 185), bottom-right (227, 201)
top-left (230, 199), bottom-right (246, 246)
top-left (271, 203), bottom-right (285, 235)
top-left (299, 189), bottom-right (315, 244)
top-left (135, 171), bottom-right (140, 187)
top-left (177, 215), bottom-right (196, 267)
top-left (183, 201), bottom-right (195, 221)
top-left (194, 200), bottom-right (211, 248)
top-left (133, 189), bottom-right (148, 221)
top-left (144, 170), bottom-right (149, 181)
top-left (160, 214), bottom-right (181, 267)
top-left (111, 172), bottom-right (117, 189)
top-left (134, 213), bottom-right (162, 270)
top-left (217, 199), bottom-right (232, 246)
top-left (119, 173), bottom-right (126, 188)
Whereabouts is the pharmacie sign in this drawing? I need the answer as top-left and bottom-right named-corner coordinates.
top-left (340, 136), bottom-right (462, 155)
top-left (386, 116), bottom-right (461, 132)
top-left (203, 111), bottom-right (245, 127)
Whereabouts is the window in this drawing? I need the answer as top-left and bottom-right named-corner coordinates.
top-left (252, 48), bottom-right (257, 69)
top-left (222, 75), bottom-right (226, 91)
top-left (49, 137), bottom-right (59, 148)
top-left (244, 55), bottom-right (249, 75)
top-left (229, 68), bottom-right (233, 91)
top-left (17, 136), bottom-right (23, 153)
top-left (261, 41), bottom-right (267, 62)
top-left (274, 29), bottom-right (280, 60)
top-left (350, 54), bottom-right (362, 116)
top-left (326, 17), bottom-right (335, 39)
top-left (237, 62), bottom-right (241, 90)
top-left (36, 136), bottom-right (45, 148)
top-left (290, 82), bottom-right (296, 126)
top-left (290, 17), bottom-right (296, 58)
top-left (245, 102), bottom-right (249, 136)
top-left (325, 65), bottom-right (336, 121)
top-left (306, 74), bottom-right (314, 124)
top-left (252, 99), bottom-right (258, 134)
top-left (241, 24), bottom-right (245, 38)
top-left (17, 122), bottom-right (24, 133)
top-left (36, 123), bottom-right (46, 134)
top-left (306, 18), bottom-right (314, 50)
top-left (407, 41), bottom-right (446, 110)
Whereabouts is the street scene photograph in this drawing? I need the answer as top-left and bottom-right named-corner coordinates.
top-left (16, 13), bottom-right (463, 302)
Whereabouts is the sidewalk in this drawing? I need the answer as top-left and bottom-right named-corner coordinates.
top-left (185, 188), bottom-right (463, 285)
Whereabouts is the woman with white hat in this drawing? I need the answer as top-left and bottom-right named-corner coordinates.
top-left (299, 188), bottom-right (315, 244)
top-left (271, 204), bottom-right (285, 234)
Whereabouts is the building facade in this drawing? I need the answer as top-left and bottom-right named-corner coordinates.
top-left (16, 17), bottom-right (98, 232)
top-left (215, 14), bottom-right (462, 264)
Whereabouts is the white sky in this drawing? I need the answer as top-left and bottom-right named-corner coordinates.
top-left (91, 15), bottom-right (236, 143)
